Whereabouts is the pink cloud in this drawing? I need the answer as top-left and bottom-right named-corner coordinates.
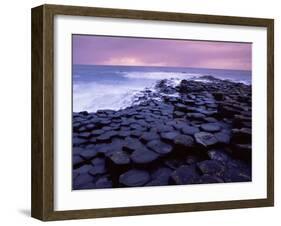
top-left (73, 35), bottom-right (252, 70)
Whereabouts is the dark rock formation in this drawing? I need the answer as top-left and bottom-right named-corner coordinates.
top-left (170, 165), bottom-right (200, 185)
top-left (197, 160), bottom-right (226, 177)
top-left (130, 147), bottom-right (159, 164)
top-left (72, 76), bottom-right (252, 189)
top-left (146, 140), bottom-right (173, 155)
top-left (194, 132), bottom-right (218, 147)
top-left (119, 169), bottom-right (150, 187)
top-left (200, 123), bottom-right (221, 132)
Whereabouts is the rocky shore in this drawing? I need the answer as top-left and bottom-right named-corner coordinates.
top-left (72, 76), bottom-right (252, 189)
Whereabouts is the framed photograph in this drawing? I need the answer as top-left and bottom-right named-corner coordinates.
top-left (31, 4), bottom-right (274, 221)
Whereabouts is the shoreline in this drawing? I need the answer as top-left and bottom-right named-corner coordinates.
top-left (72, 76), bottom-right (252, 189)
top-left (73, 75), bottom-right (251, 113)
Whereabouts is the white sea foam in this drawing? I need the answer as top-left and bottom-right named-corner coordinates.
top-left (73, 71), bottom-right (189, 112)
top-left (122, 71), bottom-right (201, 80)
top-left (73, 82), bottom-right (146, 113)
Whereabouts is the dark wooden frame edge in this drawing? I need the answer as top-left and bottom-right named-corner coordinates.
top-left (31, 4), bottom-right (274, 221)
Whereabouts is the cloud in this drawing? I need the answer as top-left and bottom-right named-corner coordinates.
top-left (73, 35), bottom-right (252, 70)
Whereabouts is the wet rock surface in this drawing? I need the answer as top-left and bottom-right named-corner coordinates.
top-left (119, 169), bottom-right (150, 187)
top-left (72, 76), bottom-right (252, 189)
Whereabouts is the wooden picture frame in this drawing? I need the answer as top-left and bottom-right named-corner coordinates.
top-left (31, 4), bottom-right (274, 221)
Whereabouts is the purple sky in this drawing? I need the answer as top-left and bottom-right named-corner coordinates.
top-left (73, 35), bottom-right (252, 70)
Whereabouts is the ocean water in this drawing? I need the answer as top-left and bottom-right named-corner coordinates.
top-left (73, 65), bottom-right (251, 113)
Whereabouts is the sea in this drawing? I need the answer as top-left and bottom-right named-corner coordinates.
top-left (73, 65), bottom-right (251, 113)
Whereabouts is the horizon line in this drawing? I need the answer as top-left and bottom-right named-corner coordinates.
top-left (73, 63), bottom-right (252, 72)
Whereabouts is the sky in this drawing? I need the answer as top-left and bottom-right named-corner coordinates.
top-left (72, 35), bottom-right (252, 71)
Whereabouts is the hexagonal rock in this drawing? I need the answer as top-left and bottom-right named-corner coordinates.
top-left (78, 132), bottom-right (92, 139)
top-left (170, 165), bottom-right (200, 185)
top-left (96, 131), bottom-right (118, 142)
top-left (181, 125), bottom-right (200, 135)
top-left (129, 123), bottom-right (145, 131)
top-left (146, 167), bottom-right (173, 186)
top-left (197, 175), bottom-right (224, 184)
top-left (105, 139), bottom-right (124, 154)
top-left (123, 137), bottom-right (144, 152)
top-left (91, 129), bottom-right (105, 137)
top-left (135, 115), bottom-right (145, 120)
top-left (73, 147), bottom-right (84, 155)
top-left (194, 132), bottom-right (218, 147)
top-left (140, 132), bottom-right (160, 143)
top-left (214, 131), bottom-right (231, 144)
top-left (174, 103), bottom-right (188, 112)
top-left (195, 109), bottom-right (217, 116)
top-left (95, 176), bottom-right (113, 189)
top-left (166, 120), bottom-right (186, 130)
top-left (108, 151), bottom-right (130, 166)
top-left (73, 137), bottom-right (88, 147)
top-left (73, 155), bottom-right (85, 166)
top-left (79, 148), bottom-right (98, 160)
top-left (73, 171), bottom-right (79, 180)
top-left (164, 158), bottom-right (185, 170)
top-left (204, 117), bottom-right (218, 123)
top-left (200, 123), bottom-right (221, 132)
top-left (117, 130), bottom-right (131, 138)
top-left (160, 131), bottom-right (180, 142)
top-left (173, 111), bottom-right (185, 118)
top-left (73, 122), bottom-right (82, 131)
top-left (77, 126), bottom-right (87, 133)
top-left (130, 147), bottom-right (159, 164)
top-left (173, 134), bottom-right (194, 148)
top-left (89, 137), bottom-right (97, 144)
top-left (119, 126), bottom-right (130, 131)
top-left (73, 173), bottom-right (94, 189)
top-left (98, 119), bottom-right (111, 126)
top-left (186, 113), bottom-right (205, 120)
top-left (85, 123), bottom-right (96, 130)
top-left (94, 143), bottom-right (113, 156)
top-left (207, 149), bottom-right (230, 164)
top-left (119, 169), bottom-right (150, 187)
top-left (146, 140), bottom-right (173, 155)
top-left (156, 125), bottom-right (174, 133)
top-left (89, 157), bottom-right (107, 176)
top-left (130, 130), bottom-right (142, 138)
top-left (74, 164), bottom-right (93, 174)
top-left (85, 144), bottom-right (95, 149)
top-left (223, 170), bottom-right (251, 182)
top-left (223, 160), bottom-right (251, 182)
top-left (197, 160), bottom-right (225, 177)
